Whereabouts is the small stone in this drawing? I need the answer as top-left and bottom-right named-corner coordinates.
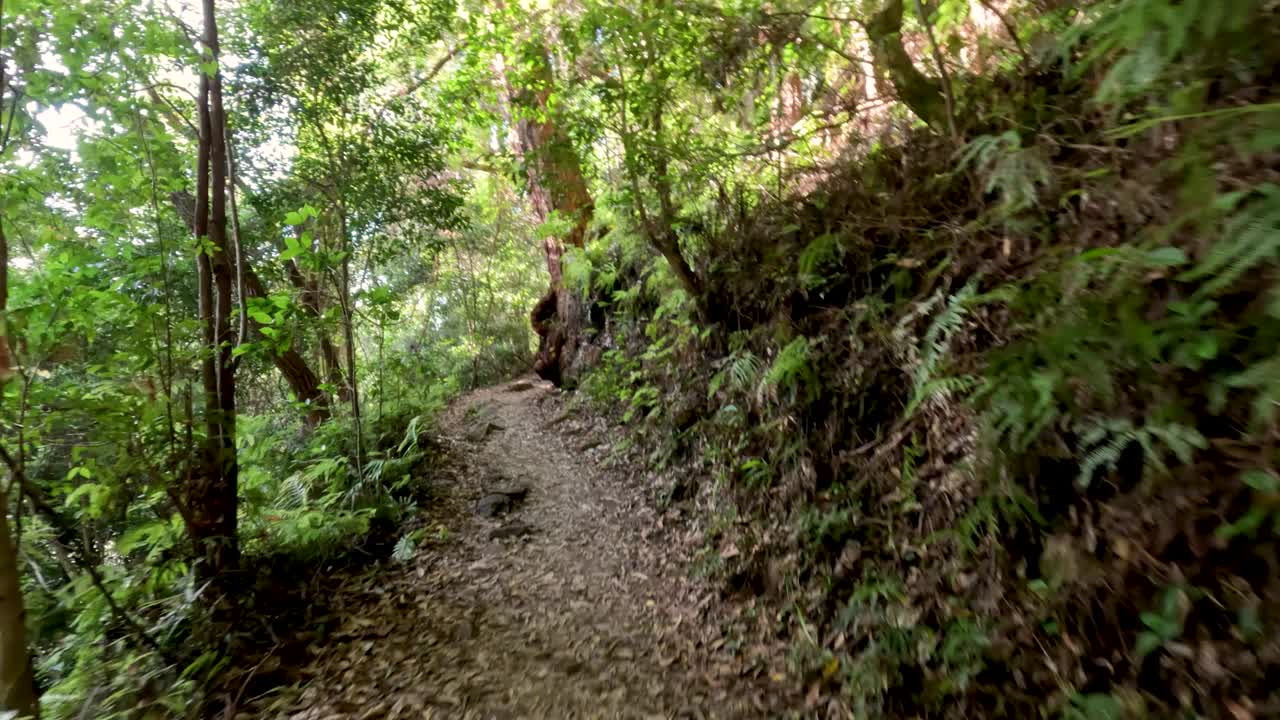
top-left (474, 494), bottom-right (513, 517)
top-left (491, 484), bottom-right (530, 502)
top-left (465, 421), bottom-right (504, 442)
top-left (489, 522), bottom-right (535, 540)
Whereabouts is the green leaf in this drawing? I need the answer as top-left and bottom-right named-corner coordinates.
top-left (64, 482), bottom-right (110, 518)
top-left (1144, 247), bottom-right (1188, 267)
top-left (1134, 630), bottom-right (1163, 659)
top-left (1217, 506), bottom-right (1271, 540)
top-left (1193, 333), bottom-right (1218, 360)
top-left (1139, 610), bottom-right (1179, 639)
top-left (1072, 693), bottom-right (1123, 720)
top-left (1242, 469), bottom-right (1279, 493)
top-left (1213, 190), bottom-right (1250, 212)
top-left (118, 521), bottom-right (174, 556)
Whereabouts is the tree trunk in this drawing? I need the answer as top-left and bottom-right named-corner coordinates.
top-left (239, 268), bottom-right (328, 426)
top-left (499, 44), bottom-right (595, 386)
top-left (866, 0), bottom-right (950, 130)
top-left (0, 225), bottom-right (10, 387)
top-left (337, 209), bottom-right (363, 469)
top-left (189, 0), bottom-right (239, 584)
top-left (0, 216), bottom-right (39, 720)
top-left (648, 102), bottom-right (707, 316)
top-left (234, 259), bottom-right (328, 427)
top-left (0, 487), bottom-right (38, 719)
top-left (171, 192), bottom-right (331, 427)
top-left (2, 34), bottom-right (38, 704)
top-left (284, 243), bottom-right (348, 403)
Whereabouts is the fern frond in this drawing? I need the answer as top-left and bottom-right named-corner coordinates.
top-left (392, 533), bottom-right (418, 562)
top-left (763, 338), bottom-right (816, 403)
top-left (731, 351), bottom-right (762, 389)
top-left (1074, 417), bottom-right (1206, 488)
top-left (957, 132), bottom-right (1049, 216)
top-left (906, 280), bottom-right (980, 415)
top-left (1181, 185), bottom-right (1280, 296)
top-left (276, 472), bottom-right (309, 509)
top-left (798, 233), bottom-right (842, 288)
top-left (1224, 356), bottom-right (1280, 430)
top-left (905, 376), bottom-right (979, 417)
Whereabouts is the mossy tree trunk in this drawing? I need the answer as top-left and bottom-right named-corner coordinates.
top-left (866, 0), bottom-right (951, 130)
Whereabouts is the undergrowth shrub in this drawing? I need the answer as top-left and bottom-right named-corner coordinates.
top-left (24, 396), bottom-right (442, 719)
top-left (570, 0), bottom-right (1280, 715)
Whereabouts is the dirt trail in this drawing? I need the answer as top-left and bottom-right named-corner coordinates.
top-left (265, 378), bottom-right (784, 719)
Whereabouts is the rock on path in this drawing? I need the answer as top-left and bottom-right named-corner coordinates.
top-left (256, 378), bottom-right (783, 719)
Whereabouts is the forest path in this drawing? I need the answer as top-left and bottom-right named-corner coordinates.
top-left (270, 377), bottom-right (783, 719)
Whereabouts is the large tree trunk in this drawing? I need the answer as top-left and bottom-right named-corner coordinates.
top-left (189, 0), bottom-right (239, 584)
top-left (500, 44), bottom-right (595, 386)
top-left (0, 214), bottom-right (39, 718)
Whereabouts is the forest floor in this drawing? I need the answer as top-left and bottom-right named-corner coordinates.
top-left (254, 377), bottom-right (790, 719)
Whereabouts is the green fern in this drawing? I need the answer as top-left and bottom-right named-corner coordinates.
top-left (906, 280), bottom-right (979, 414)
top-left (1222, 356), bottom-right (1280, 431)
top-left (275, 472), bottom-right (310, 509)
top-left (730, 351), bottom-right (762, 390)
top-left (562, 247), bottom-right (594, 294)
top-left (956, 132), bottom-right (1051, 217)
top-left (709, 349), bottom-right (762, 399)
top-left (1085, 0), bottom-right (1254, 102)
top-left (1181, 184), bottom-right (1280, 297)
top-left (392, 530), bottom-right (423, 562)
top-left (763, 337), bottom-right (817, 402)
top-left (1074, 417), bottom-right (1206, 488)
top-left (798, 233), bottom-right (843, 289)
top-left (906, 376), bottom-right (979, 417)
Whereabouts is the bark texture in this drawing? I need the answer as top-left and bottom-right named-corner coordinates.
top-left (501, 44), bottom-right (595, 386)
top-left (0, 487), bottom-right (38, 718)
top-left (866, 0), bottom-right (949, 129)
top-left (0, 216), bottom-right (39, 717)
top-left (189, 0), bottom-right (240, 583)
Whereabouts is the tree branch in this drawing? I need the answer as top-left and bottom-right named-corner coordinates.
top-left (976, 0), bottom-right (1030, 69)
top-left (912, 0), bottom-right (958, 137)
top-left (368, 45), bottom-right (461, 133)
